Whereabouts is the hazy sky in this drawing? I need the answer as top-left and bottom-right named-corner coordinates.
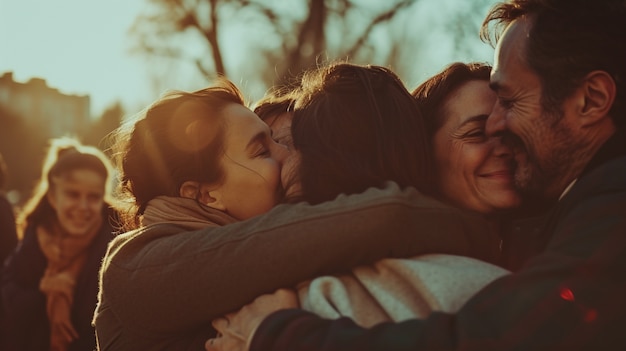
top-left (0, 0), bottom-right (151, 116)
top-left (0, 0), bottom-right (497, 118)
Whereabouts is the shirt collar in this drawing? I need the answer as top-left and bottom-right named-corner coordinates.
top-left (559, 179), bottom-right (578, 201)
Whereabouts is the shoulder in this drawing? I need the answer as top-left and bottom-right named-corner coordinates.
top-left (580, 156), bottom-right (626, 188)
top-left (102, 223), bottom-right (188, 271)
top-left (564, 156), bottom-right (626, 206)
top-left (547, 156), bottom-right (626, 248)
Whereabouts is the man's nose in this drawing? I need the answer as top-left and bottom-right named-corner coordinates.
top-left (486, 102), bottom-right (506, 138)
top-left (491, 136), bottom-right (513, 158)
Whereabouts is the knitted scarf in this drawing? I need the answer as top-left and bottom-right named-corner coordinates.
top-left (37, 216), bottom-right (102, 351)
top-left (142, 196), bottom-right (238, 230)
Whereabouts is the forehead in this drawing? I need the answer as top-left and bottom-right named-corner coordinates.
top-left (222, 104), bottom-right (269, 144)
top-left (170, 100), bottom-right (224, 152)
top-left (54, 169), bottom-right (106, 190)
top-left (491, 18), bottom-right (532, 91)
top-left (444, 80), bottom-right (494, 126)
top-left (223, 103), bottom-right (264, 128)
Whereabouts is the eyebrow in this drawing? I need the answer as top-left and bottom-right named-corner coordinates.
top-left (245, 129), bottom-right (270, 151)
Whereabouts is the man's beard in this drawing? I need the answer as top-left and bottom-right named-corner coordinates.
top-left (505, 114), bottom-right (581, 200)
top-left (502, 132), bottom-right (543, 196)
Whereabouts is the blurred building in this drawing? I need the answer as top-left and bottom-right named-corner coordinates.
top-left (0, 71), bottom-right (90, 137)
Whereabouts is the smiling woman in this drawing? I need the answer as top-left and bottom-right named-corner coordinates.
top-left (412, 62), bottom-right (521, 215)
top-left (0, 137), bottom-right (119, 351)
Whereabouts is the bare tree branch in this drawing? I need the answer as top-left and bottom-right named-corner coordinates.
top-left (131, 0), bottom-right (494, 99)
top-left (342, 0), bottom-right (416, 58)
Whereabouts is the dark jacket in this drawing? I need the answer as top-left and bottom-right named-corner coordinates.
top-left (250, 134), bottom-right (626, 351)
top-left (0, 207), bottom-right (116, 351)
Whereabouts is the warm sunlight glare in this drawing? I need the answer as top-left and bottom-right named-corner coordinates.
top-left (0, 0), bottom-right (150, 116)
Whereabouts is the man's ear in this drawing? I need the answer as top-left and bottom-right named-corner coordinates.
top-left (179, 181), bottom-right (226, 211)
top-left (579, 70), bottom-right (616, 127)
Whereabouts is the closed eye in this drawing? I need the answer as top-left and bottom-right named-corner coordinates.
top-left (498, 98), bottom-right (514, 109)
top-left (255, 145), bottom-right (270, 158)
top-left (466, 130), bottom-right (485, 138)
top-left (463, 129), bottom-right (487, 142)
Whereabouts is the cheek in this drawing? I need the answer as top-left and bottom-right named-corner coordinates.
top-left (264, 161), bottom-right (282, 189)
top-left (281, 153), bottom-right (300, 187)
top-left (508, 108), bottom-right (544, 141)
top-left (89, 199), bottom-right (104, 213)
top-left (463, 144), bottom-right (492, 173)
top-left (51, 196), bottom-right (72, 213)
top-left (436, 143), bottom-right (475, 178)
top-left (434, 148), bottom-right (462, 198)
top-left (440, 144), bottom-right (489, 194)
top-left (242, 161), bottom-right (282, 201)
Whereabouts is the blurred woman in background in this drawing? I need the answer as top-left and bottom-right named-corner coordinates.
top-left (1, 137), bottom-right (118, 351)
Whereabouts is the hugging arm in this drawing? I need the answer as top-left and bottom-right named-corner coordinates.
top-left (98, 182), bottom-right (498, 341)
top-left (246, 163), bottom-right (626, 351)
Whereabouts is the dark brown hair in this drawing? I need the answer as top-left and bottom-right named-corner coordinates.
top-left (253, 88), bottom-right (297, 121)
top-left (481, 0), bottom-right (626, 128)
top-left (289, 62), bottom-right (434, 205)
top-left (112, 78), bottom-right (245, 230)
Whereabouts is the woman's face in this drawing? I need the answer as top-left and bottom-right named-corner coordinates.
top-left (432, 80), bottom-right (521, 214)
top-left (215, 104), bottom-right (290, 220)
top-left (47, 169), bottom-right (106, 235)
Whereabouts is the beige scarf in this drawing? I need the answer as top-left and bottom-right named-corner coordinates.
top-left (141, 196), bottom-right (238, 230)
top-left (37, 217), bottom-right (101, 351)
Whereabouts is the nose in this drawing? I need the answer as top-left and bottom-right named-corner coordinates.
top-left (491, 136), bottom-right (513, 158)
top-left (486, 101), bottom-right (506, 139)
top-left (78, 196), bottom-right (89, 209)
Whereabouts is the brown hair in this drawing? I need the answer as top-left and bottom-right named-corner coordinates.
top-left (289, 62), bottom-right (434, 205)
top-left (112, 77), bottom-right (245, 230)
top-left (17, 137), bottom-right (113, 238)
top-left (253, 88), bottom-right (297, 122)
